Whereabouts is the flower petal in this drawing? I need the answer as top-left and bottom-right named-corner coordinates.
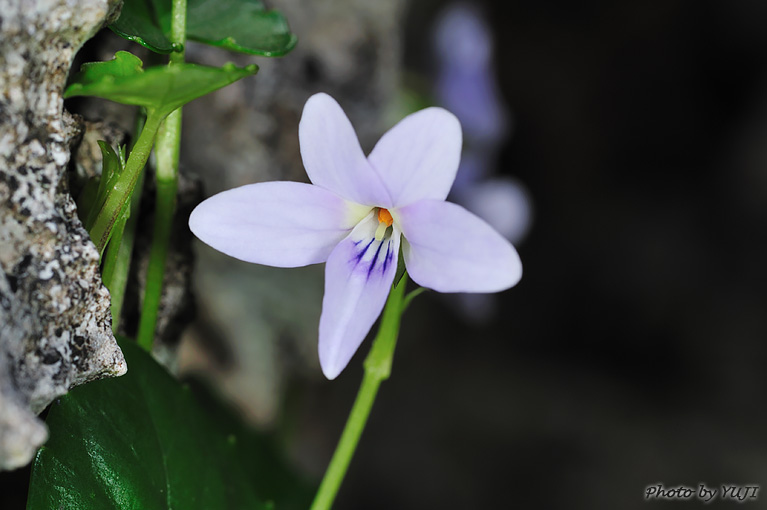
top-left (368, 107), bottom-right (462, 207)
top-left (319, 213), bottom-right (400, 379)
top-left (189, 181), bottom-right (370, 267)
top-left (394, 199), bottom-right (521, 292)
top-left (299, 93), bottom-right (392, 207)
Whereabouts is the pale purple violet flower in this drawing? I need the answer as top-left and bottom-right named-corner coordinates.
top-left (189, 93), bottom-right (522, 379)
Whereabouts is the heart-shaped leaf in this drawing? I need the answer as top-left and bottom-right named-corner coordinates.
top-left (27, 338), bottom-right (314, 510)
top-left (64, 51), bottom-right (258, 117)
top-left (110, 0), bottom-right (297, 56)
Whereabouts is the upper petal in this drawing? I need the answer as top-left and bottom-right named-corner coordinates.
top-left (299, 93), bottom-right (392, 207)
top-left (368, 107), bottom-right (462, 207)
top-left (319, 213), bottom-right (400, 379)
top-left (189, 181), bottom-right (370, 268)
top-left (394, 199), bottom-right (521, 292)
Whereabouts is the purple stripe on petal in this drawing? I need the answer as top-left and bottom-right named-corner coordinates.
top-left (319, 217), bottom-right (401, 379)
top-left (353, 238), bottom-right (375, 265)
top-left (367, 241), bottom-right (386, 280)
top-left (381, 240), bottom-right (393, 274)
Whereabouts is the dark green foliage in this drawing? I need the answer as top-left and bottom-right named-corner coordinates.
top-left (27, 339), bottom-right (314, 510)
top-left (110, 0), bottom-right (297, 56)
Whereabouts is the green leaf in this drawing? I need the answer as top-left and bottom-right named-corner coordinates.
top-left (184, 379), bottom-right (315, 510)
top-left (118, 145), bottom-right (128, 168)
top-left (84, 141), bottom-right (124, 231)
top-left (76, 50), bottom-right (145, 80)
top-left (110, 0), bottom-right (182, 54)
top-left (96, 141), bottom-right (123, 197)
top-left (394, 244), bottom-right (407, 288)
top-left (185, 0), bottom-right (297, 56)
top-left (110, 0), bottom-right (297, 56)
top-left (64, 51), bottom-right (258, 116)
top-left (28, 338), bottom-right (314, 510)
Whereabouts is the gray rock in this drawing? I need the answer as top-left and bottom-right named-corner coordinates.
top-left (0, 0), bottom-right (126, 471)
top-left (183, 0), bottom-right (407, 194)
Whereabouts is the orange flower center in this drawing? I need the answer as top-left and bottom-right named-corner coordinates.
top-left (374, 208), bottom-right (393, 241)
top-left (377, 208), bottom-right (393, 227)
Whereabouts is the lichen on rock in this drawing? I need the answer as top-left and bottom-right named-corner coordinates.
top-left (0, 0), bottom-right (126, 471)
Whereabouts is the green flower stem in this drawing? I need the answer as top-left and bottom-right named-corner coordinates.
top-left (103, 170), bottom-right (145, 333)
top-left (136, 114), bottom-right (180, 351)
top-left (310, 278), bottom-right (410, 510)
top-left (88, 112), bottom-right (163, 255)
top-left (136, 0), bottom-right (186, 352)
top-left (169, 0), bottom-right (187, 64)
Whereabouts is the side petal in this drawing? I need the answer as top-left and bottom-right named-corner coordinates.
top-left (299, 93), bottom-right (392, 207)
top-left (189, 181), bottom-right (370, 267)
top-left (394, 199), bottom-right (522, 293)
top-left (319, 214), bottom-right (400, 379)
top-left (368, 107), bottom-right (462, 207)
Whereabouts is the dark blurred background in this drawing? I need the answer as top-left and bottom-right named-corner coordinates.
top-left (317, 1), bottom-right (767, 509)
top-left (5, 0), bottom-right (767, 509)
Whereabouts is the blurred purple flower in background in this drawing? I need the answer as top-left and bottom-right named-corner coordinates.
top-left (434, 3), bottom-right (534, 321)
top-left (434, 3), bottom-right (507, 152)
top-left (190, 93), bottom-right (522, 379)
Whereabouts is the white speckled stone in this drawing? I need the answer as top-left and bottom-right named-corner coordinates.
top-left (0, 0), bottom-right (126, 471)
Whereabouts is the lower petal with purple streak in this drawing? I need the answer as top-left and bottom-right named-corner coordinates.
top-left (318, 214), bottom-right (401, 379)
